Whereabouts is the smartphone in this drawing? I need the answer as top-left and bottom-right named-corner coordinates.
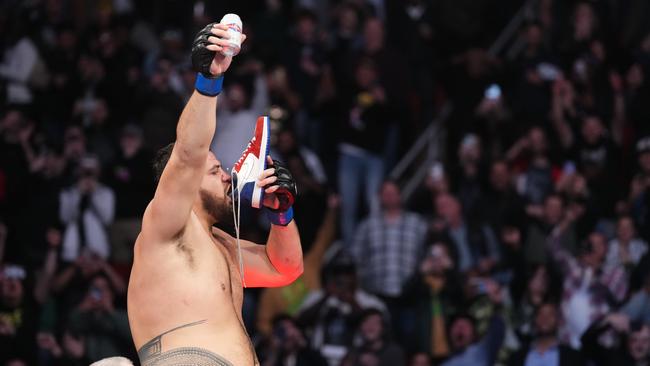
top-left (3, 265), bottom-right (26, 280)
top-left (90, 287), bottom-right (103, 301)
top-left (430, 245), bottom-right (445, 259)
top-left (537, 63), bottom-right (560, 81)
top-left (563, 161), bottom-right (576, 175)
top-left (484, 84), bottom-right (502, 100)
top-left (471, 278), bottom-right (488, 294)
top-left (429, 162), bottom-right (444, 181)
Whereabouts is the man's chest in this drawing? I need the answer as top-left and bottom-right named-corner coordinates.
top-left (205, 233), bottom-right (244, 308)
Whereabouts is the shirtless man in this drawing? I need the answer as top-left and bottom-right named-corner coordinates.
top-left (127, 22), bottom-right (303, 365)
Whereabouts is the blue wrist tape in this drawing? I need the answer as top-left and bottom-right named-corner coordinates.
top-left (265, 207), bottom-right (293, 226)
top-left (195, 73), bottom-right (224, 96)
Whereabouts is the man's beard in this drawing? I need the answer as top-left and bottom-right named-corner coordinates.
top-left (200, 189), bottom-right (233, 227)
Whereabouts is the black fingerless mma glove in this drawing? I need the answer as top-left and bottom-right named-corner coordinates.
top-left (191, 23), bottom-right (224, 96)
top-left (264, 159), bottom-right (298, 225)
top-left (191, 23), bottom-right (218, 76)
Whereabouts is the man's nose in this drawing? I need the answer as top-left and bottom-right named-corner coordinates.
top-left (223, 170), bottom-right (232, 183)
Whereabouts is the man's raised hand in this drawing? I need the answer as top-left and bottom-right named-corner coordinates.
top-left (191, 23), bottom-right (247, 77)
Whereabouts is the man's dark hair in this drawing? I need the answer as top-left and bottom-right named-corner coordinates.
top-left (358, 308), bottom-right (385, 326)
top-left (447, 312), bottom-right (475, 337)
top-left (356, 308), bottom-right (391, 341)
top-left (295, 8), bottom-right (318, 23)
top-left (153, 142), bottom-right (175, 183)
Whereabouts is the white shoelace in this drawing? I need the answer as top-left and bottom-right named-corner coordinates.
top-left (230, 171), bottom-right (246, 288)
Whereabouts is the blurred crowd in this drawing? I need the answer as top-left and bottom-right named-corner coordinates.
top-left (1, 0), bottom-right (650, 365)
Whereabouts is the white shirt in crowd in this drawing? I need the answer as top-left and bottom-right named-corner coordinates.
top-left (605, 238), bottom-right (648, 269)
top-left (59, 184), bottom-right (115, 262)
top-left (0, 37), bottom-right (38, 104)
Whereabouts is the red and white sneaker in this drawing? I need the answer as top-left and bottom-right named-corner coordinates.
top-left (232, 116), bottom-right (270, 208)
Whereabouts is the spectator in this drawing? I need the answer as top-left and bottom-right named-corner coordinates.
top-left (0, 263), bottom-right (46, 365)
top-left (554, 170), bottom-right (593, 235)
top-left (510, 22), bottom-right (555, 126)
top-left (342, 308), bottom-right (405, 366)
top-left (352, 181), bottom-right (427, 295)
top-left (260, 314), bottom-right (328, 366)
top-left (508, 302), bottom-right (584, 366)
top-left (297, 258), bottom-right (386, 365)
top-left (386, 0), bottom-right (436, 122)
top-left (605, 215), bottom-right (648, 271)
top-left (257, 195), bottom-right (338, 337)
top-left (524, 194), bottom-right (578, 266)
top-left (407, 161), bottom-right (451, 216)
top-left (510, 265), bottom-right (560, 345)
top-left (44, 24), bottom-right (81, 123)
top-left (285, 9), bottom-right (326, 114)
top-left (548, 225), bottom-right (628, 349)
top-left (51, 254), bottom-right (127, 331)
top-left (67, 273), bottom-right (131, 361)
top-left (507, 126), bottom-right (556, 207)
top-left (72, 98), bottom-right (116, 166)
top-left (281, 7), bottom-right (328, 153)
top-left (351, 181), bottom-right (426, 346)
top-left (569, 116), bottom-right (621, 218)
top-left (581, 313), bottom-right (650, 366)
top-left (354, 17), bottom-right (409, 115)
top-left (338, 59), bottom-right (393, 246)
top-left (135, 58), bottom-right (184, 151)
top-left (266, 65), bottom-right (301, 123)
top-left (251, 0), bottom-right (290, 65)
top-left (410, 242), bottom-right (463, 359)
top-left (61, 125), bottom-right (89, 183)
top-left (107, 124), bottom-right (154, 266)
top-left (59, 155), bottom-right (115, 263)
top-left (433, 193), bottom-right (500, 274)
top-left (478, 160), bottom-right (525, 232)
top-left (441, 300), bottom-right (505, 366)
top-left (450, 134), bottom-right (487, 218)
top-left (275, 127), bottom-right (327, 248)
top-left (0, 13), bottom-right (42, 105)
top-left (328, 4), bottom-right (363, 93)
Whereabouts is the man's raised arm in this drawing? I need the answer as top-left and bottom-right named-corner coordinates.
top-left (143, 23), bottom-right (240, 242)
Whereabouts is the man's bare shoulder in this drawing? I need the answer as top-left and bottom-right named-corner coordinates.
top-left (210, 227), bottom-right (265, 254)
top-left (210, 227), bottom-right (234, 246)
top-left (139, 202), bottom-right (191, 248)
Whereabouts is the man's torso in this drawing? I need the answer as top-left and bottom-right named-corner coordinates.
top-left (127, 213), bottom-right (257, 365)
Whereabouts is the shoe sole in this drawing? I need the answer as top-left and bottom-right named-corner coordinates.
top-left (250, 116), bottom-right (270, 208)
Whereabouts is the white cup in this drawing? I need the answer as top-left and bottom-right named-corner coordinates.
top-left (220, 13), bottom-right (242, 57)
